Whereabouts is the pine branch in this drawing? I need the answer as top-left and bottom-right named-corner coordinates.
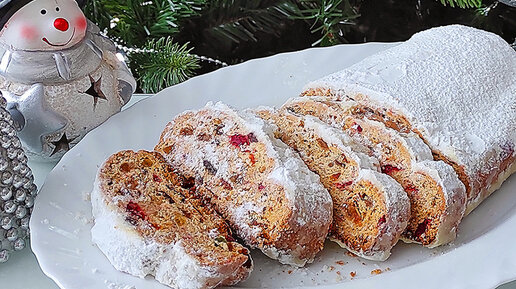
top-left (85, 0), bottom-right (206, 46)
top-left (439, 0), bottom-right (482, 8)
top-left (297, 0), bottom-right (360, 46)
top-left (130, 38), bottom-right (200, 93)
top-left (201, 0), bottom-right (302, 44)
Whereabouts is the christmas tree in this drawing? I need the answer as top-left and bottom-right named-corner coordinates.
top-left (84, 0), bottom-right (516, 93)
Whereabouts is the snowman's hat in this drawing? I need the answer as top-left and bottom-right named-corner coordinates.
top-left (0, 0), bottom-right (87, 30)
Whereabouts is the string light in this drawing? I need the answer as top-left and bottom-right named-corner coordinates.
top-left (104, 33), bottom-right (228, 67)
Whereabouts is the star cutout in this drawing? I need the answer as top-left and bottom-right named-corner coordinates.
top-left (50, 133), bottom-right (76, 157)
top-left (3, 84), bottom-right (67, 155)
top-left (84, 75), bottom-right (107, 109)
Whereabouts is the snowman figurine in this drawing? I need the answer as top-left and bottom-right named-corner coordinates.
top-left (0, 0), bottom-right (136, 160)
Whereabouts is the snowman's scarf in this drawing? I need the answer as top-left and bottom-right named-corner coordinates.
top-left (0, 27), bottom-right (114, 85)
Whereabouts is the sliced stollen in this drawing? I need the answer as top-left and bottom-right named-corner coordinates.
top-left (154, 102), bottom-right (333, 267)
top-left (91, 150), bottom-right (253, 289)
top-left (301, 25), bottom-right (516, 215)
top-left (284, 97), bottom-right (466, 247)
top-left (255, 107), bottom-right (410, 261)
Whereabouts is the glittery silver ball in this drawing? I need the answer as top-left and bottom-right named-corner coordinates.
top-left (0, 95), bottom-right (37, 263)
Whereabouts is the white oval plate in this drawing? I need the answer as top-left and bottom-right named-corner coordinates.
top-left (31, 43), bottom-right (516, 289)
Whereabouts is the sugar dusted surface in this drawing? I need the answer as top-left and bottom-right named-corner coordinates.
top-left (262, 107), bottom-right (409, 261)
top-left (355, 169), bottom-right (410, 261)
top-left (303, 25), bottom-right (516, 209)
top-left (302, 114), bottom-right (378, 171)
top-left (90, 176), bottom-right (221, 289)
top-left (160, 102), bottom-right (332, 266)
top-left (410, 160), bottom-right (466, 247)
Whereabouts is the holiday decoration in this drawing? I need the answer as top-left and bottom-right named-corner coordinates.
top-left (0, 0), bottom-right (136, 160)
top-left (0, 94), bottom-right (37, 263)
top-left (84, 0), bottom-right (515, 94)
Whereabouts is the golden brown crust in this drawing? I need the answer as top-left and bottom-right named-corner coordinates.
top-left (97, 150), bottom-right (252, 284)
top-left (155, 104), bottom-right (332, 266)
top-left (284, 98), bottom-right (459, 246)
top-left (256, 108), bottom-right (409, 259)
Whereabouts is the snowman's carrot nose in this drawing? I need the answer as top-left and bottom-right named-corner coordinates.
top-left (54, 18), bottom-right (69, 32)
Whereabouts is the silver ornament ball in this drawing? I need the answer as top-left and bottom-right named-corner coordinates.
top-left (0, 95), bottom-right (37, 263)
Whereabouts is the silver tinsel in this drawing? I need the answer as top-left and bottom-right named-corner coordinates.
top-left (0, 94), bottom-right (36, 263)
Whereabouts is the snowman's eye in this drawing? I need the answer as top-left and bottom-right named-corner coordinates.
top-left (56, 7), bottom-right (60, 12)
top-left (40, 9), bottom-right (47, 15)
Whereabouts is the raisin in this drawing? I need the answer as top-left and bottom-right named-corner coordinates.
top-left (125, 216), bottom-right (138, 226)
top-left (203, 160), bottom-right (217, 174)
top-left (197, 133), bottom-right (211, 141)
top-left (335, 181), bottom-right (353, 190)
top-left (248, 133), bottom-right (258, 143)
top-left (414, 219), bottom-right (431, 240)
top-left (153, 174), bottom-right (162, 182)
top-left (405, 184), bottom-right (418, 196)
top-left (316, 138), bottom-right (329, 150)
top-left (377, 215), bottom-right (386, 226)
top-left (162, 145), bottom-right (173, 154)
top-left (258, 184), bottom-right (265, 190)
top-left (126, 201), bottom-right (146, 220)
top-left (330, 173), bottom-right (341, 181)
top-left (142, 158), bottom-right (153, 167)
top-left (120, 163), bottom-right (131, 172)
top-left (181, 177), bottom-right (196, 189)
top-left (179, 127), bottom-right (194, 136)
top-left (220, 179), bottom-right (233, 190)
top-left (381, 165), bottom-right (401, 175)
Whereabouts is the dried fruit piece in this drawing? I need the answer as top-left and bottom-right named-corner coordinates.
top-left (330, 173), bottom-right (341, 181)
top-left (203, 160), bottom-right (217, 174)
top-left (229, 133), bottom-right (258, 148)
top-left (120, 163), bottom-right (131, 172)
top-left (381, 165), bottom-right (401, 175)
top-left (153, 174), bottom-right (162, 182)
top-left (414, 218), bottom-right (431, 240)
top-left (249, 153), bottom-right (256, 165)
top-left (142, 158), bottom-right (153, 167)
top-left (377, 215), bottom-right (386, 226)
top-left (316, 138), bottom-right (329, 150)
top-left (179, 127), bottom-right (194, 136)
top-left (126, 201), bottom-right (146, 220)
top-left (335, 181), bottom-right (353, 190)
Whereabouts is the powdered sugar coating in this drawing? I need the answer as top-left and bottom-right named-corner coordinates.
top-left (91, 177), bottom-right (224, 289)
top-left (330, 169), bottom-right (410, 261)
top-left (256, 106), bottom-right (409, 261)
top-left (407, 160), bottom-right (466, 248)
top-left (302, 115), bottom-right (378, 171)
top-left (303, 25), bottom-right (516, 213)
top-left (302, 116), bottom-right (411, 260)
top-left (159, 102), bottom-right (333, 267)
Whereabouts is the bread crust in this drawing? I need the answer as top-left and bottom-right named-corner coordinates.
top-left (155, 102), bottom-right (333, 266)
top-left (91, 150), bottom-right (252, 289)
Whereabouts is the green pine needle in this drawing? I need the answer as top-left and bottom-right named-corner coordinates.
top-left (131, 38), bottom-right (200, 94)
top-left (296, 0), bottom-right (359, 46)
top-left (439, 0), bottom-right (482, 8)
top-left (203, 0), bottom-right (302, 44)
top-left (85, 0), bottom-right (206, 46)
